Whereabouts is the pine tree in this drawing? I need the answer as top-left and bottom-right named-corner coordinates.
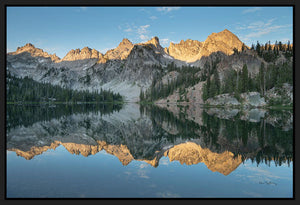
top-left (242, 64), bottom-right (249, 93)
top-left (259, 62), bottom-right (266, 95)
top-left (242, 43), bottom-right (247, 52)
top-left (256, 41), bottom-right (261, 56)
top-left (139, 89), bottom-right (144, 101)
top-left (213, 68), bottom-right (220, 95)
top-left (287, 40), bottom-right (291, 51)
top-left (202, 76), bottom-right (210, 101)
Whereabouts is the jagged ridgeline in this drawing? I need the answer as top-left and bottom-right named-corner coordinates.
top-left (7, 29), bottom-right (293, 105)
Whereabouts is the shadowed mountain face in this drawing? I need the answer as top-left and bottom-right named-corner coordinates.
top-left (7, 103), bottom-right (293, 175)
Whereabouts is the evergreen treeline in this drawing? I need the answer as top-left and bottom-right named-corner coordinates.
top-left (141, 63), bottom-right (202, 101)
top-left (203, 62), bottom-right (292, 102)
top-left (202, 40), bottom-right (293, 102)
top-left (251, 40), bottom-right (293, 62)
top-left (7, 73), bottom-right (123, 103)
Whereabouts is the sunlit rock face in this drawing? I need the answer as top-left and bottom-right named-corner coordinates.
top-left (165, 29), bottom-right (244, 63)
top-left (8, 43), bottom-right (61, 62)
top-left (165, 39), bottom-right (203, 63)
top-left (61, 47), bottom-right (103, 61)
top-left (105, 38), bottom-right (134, 60)
top-left (201, 29), bottom-right (244, 57)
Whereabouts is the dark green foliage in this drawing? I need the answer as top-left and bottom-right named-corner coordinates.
top-left (255, 40), bottom-right (293, 62)
top-left (139, 89), bottom-right (145, 101)
top-left (241, 43), bottom-right (247, 52)
top-left (241, 64), bottom-right (249, 93)
top-left (233, 48), bottom-right (239, 54)
top-left (144, 63), bottom-right (202, 101)
top-left (205, 65), bottom-right (253, 101)
top-left (264, 62), bottom-right (293, 90)
top-left (209, 69), bottom-right (220, 97)
top-left (259, 62), bottom-right (266, 95)
top-left (256, 41), bottom-right (261, 56)
top-left (218, 61), bottom-right (292, 100)
top-left (202, 39), bottom-right (293, 101)
top-left (6, 73), bottom-right (123, 103)
top-left (202, 77), bottom-right (210, 101)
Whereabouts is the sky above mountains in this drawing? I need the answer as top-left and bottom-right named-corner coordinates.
top-left (7, 6), bottom-right (293, 58)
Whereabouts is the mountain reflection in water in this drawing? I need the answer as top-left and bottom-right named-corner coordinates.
top-left (7, 103), bottom-right (293, 176)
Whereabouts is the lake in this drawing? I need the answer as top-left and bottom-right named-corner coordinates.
top-left (6, 103), bottom-right (293, 198)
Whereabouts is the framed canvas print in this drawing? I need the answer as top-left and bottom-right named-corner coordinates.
top-left (2, 0), bottom-right (296, 201)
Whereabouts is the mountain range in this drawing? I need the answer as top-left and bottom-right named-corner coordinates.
top-left (6, 29), bottom-right (293, 103)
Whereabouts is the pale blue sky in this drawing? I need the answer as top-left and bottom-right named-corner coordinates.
top-left (7, 6), bottom-right (293, 58)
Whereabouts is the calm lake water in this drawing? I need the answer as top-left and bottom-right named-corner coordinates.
top-left (6, 103), bottom-right (293, 198)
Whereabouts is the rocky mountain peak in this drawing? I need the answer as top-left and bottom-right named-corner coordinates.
top-left (166, 29), bottom-right (244, 63)
top-left (11, 43), bottom-right (61, 62)
top-left (146, 36), bottom-right (160, 47)
top-left (81, 46), bottom-right (92, 53)
top-left (140, 36), bottom-right (164, 54)
top-left (120, 38), bottom-right (132, 45)
top-left (62, 47), bottom-right (102, 61)
top-left (23, 43), bottom-right (35, 49)
top-left (165, 39), bottom-right (203, 62)
top-left (16, 43), bottom-right (37, 53)
top-left (50, 53), bottom-right (61, 62)
top-left (202, 29), bottom-right (243, 55)
top-left (207, 29), bottom-right (240, 42)
top-left (104, 38), bottom-right (134, 60)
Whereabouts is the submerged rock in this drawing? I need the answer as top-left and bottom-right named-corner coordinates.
top-left (240, 92), bottom-right (266, 107)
